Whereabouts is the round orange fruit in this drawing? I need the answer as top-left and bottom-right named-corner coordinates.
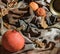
top-left (2, 30), bottom-right (25, 52)
top-left (29, 2), bottom-right (39, 11)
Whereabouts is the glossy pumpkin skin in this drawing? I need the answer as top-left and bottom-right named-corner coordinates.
top-left (2, 30), bottom-right (25, 52)
top-left (36, 8), bottom-right (46, 17)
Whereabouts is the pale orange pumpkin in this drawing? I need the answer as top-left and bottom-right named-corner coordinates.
top-left (29, 2), bottom-right (39, 11)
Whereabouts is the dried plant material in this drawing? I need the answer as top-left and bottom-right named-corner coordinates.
top-left (41, 28), bottom-right (60, 43)
top-left (16, 25), bottom-right (24, 31)
top-left (36, 8), bottom-right (46, 17)
top-left (50, 23), bottom-right (60, 29)
top-left (9, 8), bottom-right (28, 14)
top-left (29, 7), bottom-right (35, 17)
top-left (0, 0), bottom-right (7, 7)
top-left (7, 0), bottom-right (18, 8)
top-left (29, 2), bottom-right (39, 11)
top-left (19, 20), bottom-right (27, 31)
top-left (0, 0), bottom-right (60, 54)
top-left (8, 2), bottom-right (17, 8)
top-left (46, 42), bottom-right (55, 50)
top-left (35, 39), bottom-right (45, 48)
top-left (7, 8), bottom-right (28, 20)
top-left (16, 1), bottom-right (24, 8)
top-left (3, 22), bottom-right (11, 29)
top-left (1, 8), bottom-right (8, 16)
top-left (27, 26), bottom-right (41, 37)
top-left (22, 33), bottom-right (33, 44)
top-left (17, 1), bottom-right (27, 9)
top-left (40, 17), bottom-right (48, 28)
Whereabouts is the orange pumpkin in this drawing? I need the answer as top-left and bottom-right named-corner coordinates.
top-left (29, 2), bottom-right (39, 11)
top-left (36, 8), bottom-right (46, 17)
top-left (2, 30), bottom-right (25, 52)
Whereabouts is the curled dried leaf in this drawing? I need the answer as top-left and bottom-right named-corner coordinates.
top-left (3, 22), bottom-right (11, 29)
top-left (7, 0), bottom-right (18, 8)
top-left (1, 8), bottom-right (8, 16)
top-left (35, 39), bottom-right (46, 48)
top-left (40, 17), bottom-right (48, 28)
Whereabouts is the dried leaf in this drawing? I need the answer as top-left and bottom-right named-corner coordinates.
top-left (35, 39), bottom-right (45, 48)
top-left (40, 17), bottom-right (48, 28)
top-left (2, 8), bottom-right (8, 16)
top-left (3, 22), bottom-right (11, 29)
top-left (7, 0), bottom-right (18, 8)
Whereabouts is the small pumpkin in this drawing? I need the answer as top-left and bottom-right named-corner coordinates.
top-left (36, 8), bottom-right (46, 17)
top-left (29, 2), bottom-right (39, 11)
top-left (2, 30), bottom-right (25, 52)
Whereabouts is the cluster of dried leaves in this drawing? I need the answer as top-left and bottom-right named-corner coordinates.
top-left (0, 0), bottom-right (60, 54)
